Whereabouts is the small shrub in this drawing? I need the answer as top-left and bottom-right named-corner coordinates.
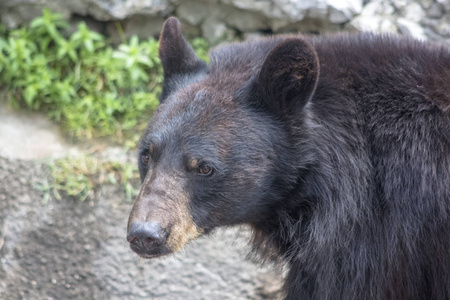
top-left (0, 9), bottom-right (209, 145)
top-left (34, 155), bottom-right (140, 202)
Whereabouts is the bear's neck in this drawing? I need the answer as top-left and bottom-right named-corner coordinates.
top-left (250, 99), bottom-right (376, 296)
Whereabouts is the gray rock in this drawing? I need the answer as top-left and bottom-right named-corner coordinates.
top-left (176, 1), bottom-right (211, 26)
top-left (427, 3), bottom-right (445, 19)
top-left (403, 2), bottom-right (426, 22)
top-left (397, 17), bottom-right (427, 40)
top-left (201, 17), bottom-right (235, 44)
top-left (75, 0), bottom-right (171, 21)
top-left (220, 6), bottom-right (268, 32)
top-left (0, 0), bottom-right (172, 32)
top-left (1, 0), bottom-right (449, 49)
top-left (438, 0), bottom-right (450, 13)
top-left (327, 0), bottom-right (363, 24)
top-left (106, 15), bottom-right (166, 43)
top-left (350, 0), bottom-right (397, 33)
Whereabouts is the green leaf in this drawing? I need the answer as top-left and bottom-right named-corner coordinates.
top-left (29, 18), bottom-right (45, 29)
top-left (24, 85), bottom-right (38, 107)
top-left (84, 39), bottom-right (94, 52)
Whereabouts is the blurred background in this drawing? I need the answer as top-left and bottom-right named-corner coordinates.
top-left (0, 1), bottom-right (449, 299)
top-left (2, 0), bottom-right (450, 44)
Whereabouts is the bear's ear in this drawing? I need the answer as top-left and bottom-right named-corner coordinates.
top-left (256, 38), bottom-right (319, 117)
top-left (159, 17), bottom-right (206, 85)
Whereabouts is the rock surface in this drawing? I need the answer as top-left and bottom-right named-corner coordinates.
top-left (0, 104), bottom-right (80, 160)
top-left (349, 0), bottom-right (450, 43)
top-left (1, 0), bottom-right (449, 44)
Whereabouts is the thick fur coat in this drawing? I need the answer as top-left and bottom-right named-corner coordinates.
top-left (127, 17), bottom-right (450, 299)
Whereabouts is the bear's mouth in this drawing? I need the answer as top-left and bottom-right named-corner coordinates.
top-left (128, 238), bottom-right (172, 259)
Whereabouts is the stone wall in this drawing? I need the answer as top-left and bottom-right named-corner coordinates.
top-left (1, 0), bottom-right (449, 44)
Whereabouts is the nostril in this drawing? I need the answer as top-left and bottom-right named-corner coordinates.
top-left (128, 236), bottom-right (138, 245)
top-left (145, 237), bottom-right (156, 245)
top-left (127, 233), bottom-right (137, 244)
top-left (127, 221), bottom-right (167, 246)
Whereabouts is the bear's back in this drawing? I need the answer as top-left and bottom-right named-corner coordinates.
top-left (311, 33), bottom-right (450, 111)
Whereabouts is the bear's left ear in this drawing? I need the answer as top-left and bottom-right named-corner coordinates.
top-left (158, 17), bottom-right (207, 102)
top-left (256, 38), bottom-right (319, 117)
top-left (159, 17), bottom-right (206, 83)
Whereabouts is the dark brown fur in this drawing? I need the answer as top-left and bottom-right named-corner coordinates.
top-left (128, 17), bottom-right (450, 299)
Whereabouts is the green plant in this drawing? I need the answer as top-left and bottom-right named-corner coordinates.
top-left (34, 156), bottom-right (140, 202)
top-left (190, 37), bottom-right (210, 62)
top-left (0, 9), bottom-right (210, 145)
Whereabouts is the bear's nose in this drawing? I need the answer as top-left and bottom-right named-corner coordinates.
top-left (127, 221), bottom-right (168, 247)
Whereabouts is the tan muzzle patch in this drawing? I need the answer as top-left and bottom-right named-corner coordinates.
top-left (165, 194), bottom-right (204, 252)
top-left (128, 170), bottom-right (204, 255)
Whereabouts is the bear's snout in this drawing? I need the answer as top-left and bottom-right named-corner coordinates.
top-left (127, 221), bottom-right (170, 258)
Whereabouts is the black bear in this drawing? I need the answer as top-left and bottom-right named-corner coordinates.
top-left (127, 17), bottom-right (450, 299)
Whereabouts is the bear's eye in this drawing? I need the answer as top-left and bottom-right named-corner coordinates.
top-left (141, 143), bottom-right (154, 165)
top-left (141, 153), bottom-right (150, 164)
top-left (197, 164), bottom-right (213, 176)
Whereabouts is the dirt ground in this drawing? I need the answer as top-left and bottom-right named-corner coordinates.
top-left (0, 107), bottom-right (283, 299)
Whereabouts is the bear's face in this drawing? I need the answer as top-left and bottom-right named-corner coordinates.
top-left (130, 80), bottom-right (284, 257)
top-left (127, 17), bottom-right (319, 259)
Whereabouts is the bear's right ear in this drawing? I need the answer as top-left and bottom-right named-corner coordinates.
top-left (159, 17), bottom-right (206, 100)
top-left (255, 38), bottom-right (319, 118)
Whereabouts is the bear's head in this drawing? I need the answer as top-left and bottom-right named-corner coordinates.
top-left (127, 17), bottom-right (319, 258)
